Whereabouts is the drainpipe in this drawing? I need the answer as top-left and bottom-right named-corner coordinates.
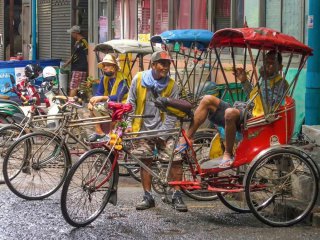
top-left (32, 0), bottom-right (37, 60)
top-left (306, 0), bottom-right (320, 125)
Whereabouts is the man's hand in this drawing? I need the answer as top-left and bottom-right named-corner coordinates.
top-left (88, 102), bottom-right (94, 111)
top-left (88, 96), bottom-right (109, 111)
top-left (90, 96), bottom-right (109, 105)
top-left (234, 68), bottom-right (247, 83)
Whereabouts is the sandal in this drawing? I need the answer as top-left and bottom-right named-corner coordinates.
top-left (174, 143), bottom-right (189, 153)
top-left (218, 157), bottom-right (235, 169)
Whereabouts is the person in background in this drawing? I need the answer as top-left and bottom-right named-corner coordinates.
top-left (63, 25), bottom-right (88, 97)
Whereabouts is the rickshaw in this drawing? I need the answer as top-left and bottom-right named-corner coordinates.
top-left (59, 27), bottom-right (319, 228)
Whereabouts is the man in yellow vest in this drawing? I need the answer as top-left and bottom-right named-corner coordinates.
top-left (88, 54), bottom-right (128, 142)
top-left (126, 50), bottom-right (188, 212)
top-left (179, 50), bottom-right (287, 168)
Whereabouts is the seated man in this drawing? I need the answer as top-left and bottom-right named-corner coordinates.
top-left (88, 54), bottom-right (128, 142)
top-left (180, 50), bottom-right (288, 168)
top-left (126, 50), bottom-right (188, 212)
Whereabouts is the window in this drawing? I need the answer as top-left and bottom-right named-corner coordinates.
top-left (173, 0), bottom-right (191, 29)
top-left (123, 0), bottom-right (137, 39)
top-left (98, 0), bottom-right (109, 43)
top-left (113, 0), bottom-right (122, 39)
top-left (138, 0), bottom-right (151, 41)
top-left (192, 0), bottom-right (208, 29)
top-left (154, 0), bottom-right (168, 34)
top-left (213, 0), bottom-right (244, 31)
top-left (214, 0), bottom-right (231, 31)
top-left (266, 0), bottom-right (305, 42)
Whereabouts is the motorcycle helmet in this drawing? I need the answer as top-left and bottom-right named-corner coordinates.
top-left (24, 64), bottom-right (42, 79)
top-left (42, 66), bottom-right (57, 82)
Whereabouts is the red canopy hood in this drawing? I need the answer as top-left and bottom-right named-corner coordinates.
top-left (209, 27), bottom-right (313, 55)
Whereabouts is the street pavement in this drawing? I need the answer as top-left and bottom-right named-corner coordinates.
top-left (1, 176), bottom-right (320, 240)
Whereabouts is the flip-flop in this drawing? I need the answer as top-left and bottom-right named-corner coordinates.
top-left (218, 157), bottom-right (235, 169)
top-left (174, 143), bottom-right (189, 153)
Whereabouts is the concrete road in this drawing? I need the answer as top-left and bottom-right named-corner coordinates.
top-left (0, 177), bottom-right (320, 240)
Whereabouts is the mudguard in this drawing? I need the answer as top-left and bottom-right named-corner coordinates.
top-left (109, 156), bottom-right (119, 206)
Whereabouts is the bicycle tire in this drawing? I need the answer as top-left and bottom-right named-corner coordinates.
top-left (118, 152), bottom-right (130, 176)
top-left (181, 131), bottom-right (218, 201)
top-left (245, 148), bottom-right (319, 227)
top-left (3, 131), bottom-right (70, 200)
top-left (216, 165), bottom-right (251, 213)
top-left (61, 149), bottom-right (118, 227)
top-left (0, 124), bottom-right (25, 184)
top-left (126, 151), bottom-right (141, 182)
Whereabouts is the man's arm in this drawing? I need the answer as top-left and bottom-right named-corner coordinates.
top-left (158, 83), bottom-right (179, 131)
top-left (234, 68), bottom-right (252, 97)
top-left (95, 76), bottom-right (105, 96)
top-left (126, 76), bottom-right (138, 130)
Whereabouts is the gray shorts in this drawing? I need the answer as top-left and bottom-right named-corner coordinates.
top-left (208, 100), bottom-right (247, 129)
top-left (208, 100), bottom-right (231, 128)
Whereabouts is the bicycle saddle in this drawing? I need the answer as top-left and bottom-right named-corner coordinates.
top-left (154, 97), bottom-right (193, 118)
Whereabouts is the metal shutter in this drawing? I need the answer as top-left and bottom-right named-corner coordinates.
top-left (214, 0), bottom-right (231, 31)
top-left (38, 0), bottom-right (52, 59)
top-left (51, 0), bottom-right (71, 61)
top-left (77, 0), bottom-right (88, 39)
top-left (0, 0), bottom-right (4, 60)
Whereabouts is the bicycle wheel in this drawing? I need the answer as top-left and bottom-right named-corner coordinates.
top-left (245, 148), bottom-right (319, 227)
top-left (3, 131), bottom-right (70, 200)
top-left (61, 149), bottom-right (118, 227)
top-left (0, 124), bottom-right (25, 184)
top-left (181, 132), bottom-right (218, 201)
top-left (126, 152), bottom-right (141, 182)
top-left (216, 165), bottom-right (251, 213)
top-left (118, 152), bottom-right (130, 177)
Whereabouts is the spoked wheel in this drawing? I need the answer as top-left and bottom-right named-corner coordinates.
top-left (216, 165), bottom-right (251, 213)
top-left (127, 164), bottom-right (141, 182)
top-left (0, 124), bottom-right (24, 184)
top-left (118, 152), bottom-right (130, 177)
top-left (3, 131), bottom-right (70, 200)
top-left (61, 149), bottom-right (118, 227)
top-left (245, 148), bottom-right (319, 227)
top-left (181, 131), bottom-right (218, 201)
top-left (0, 115), bottom-right (10, 124)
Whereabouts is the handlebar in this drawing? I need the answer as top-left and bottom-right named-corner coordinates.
top-left (57, 96), bottom-right (83, 111)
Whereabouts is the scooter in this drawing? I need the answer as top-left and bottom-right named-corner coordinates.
top-left (0, 75), bottom-right (26, 124)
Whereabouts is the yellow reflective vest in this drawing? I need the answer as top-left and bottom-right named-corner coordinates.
top-left (249, 75), bottom-right (288, 117)
top-left (132, 72), bottom-right (175, 132)
top-left (103, 71), bottom-right (128, 103)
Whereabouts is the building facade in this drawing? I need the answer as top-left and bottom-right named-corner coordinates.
top-left (0, 0), bottom-right (310, 70)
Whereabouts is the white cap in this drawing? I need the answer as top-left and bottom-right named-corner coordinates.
top-left (67, 25), bottom-right (80, 34)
